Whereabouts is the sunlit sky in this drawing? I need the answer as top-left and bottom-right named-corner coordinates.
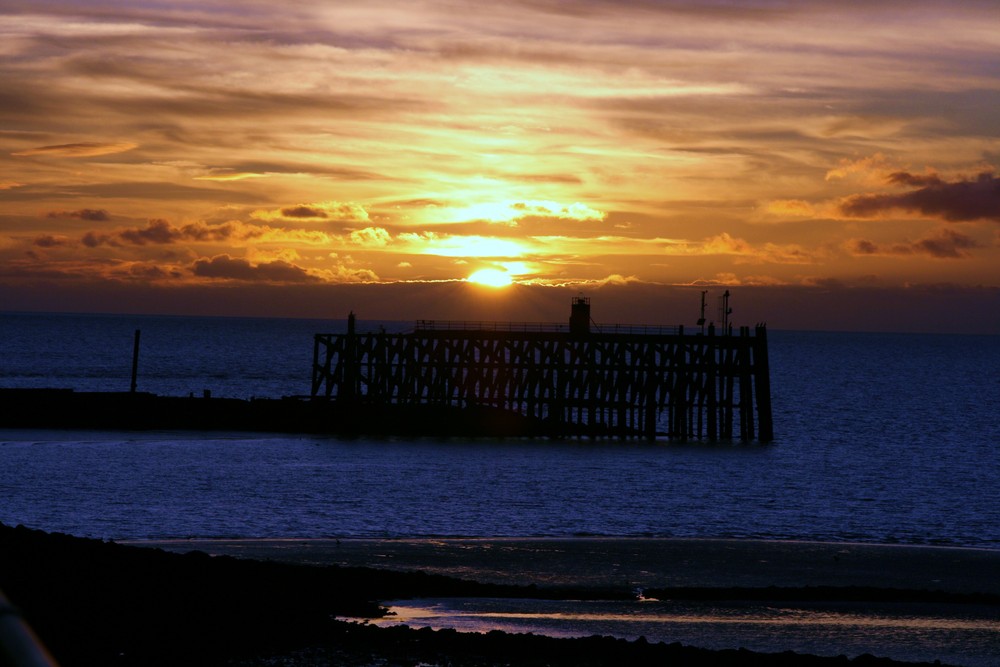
top-left (2, 1), bottom-right (999, 332)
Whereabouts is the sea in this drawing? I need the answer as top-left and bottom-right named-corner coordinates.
top-left (1, 311), bottom-right (999, 665)
top-left (2, 310), bottom-right (998, 547)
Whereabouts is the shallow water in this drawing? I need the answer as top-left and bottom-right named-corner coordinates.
top-left (375, 597), bottom-right (1000, 667)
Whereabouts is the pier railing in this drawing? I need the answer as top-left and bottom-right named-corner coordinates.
top-left (312, 323), bottom-right (772, 442)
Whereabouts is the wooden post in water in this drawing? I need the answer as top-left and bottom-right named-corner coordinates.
top-left (738, 326), bottom-right (754, 441)
top-left (753, 324), bottom-right (774, 443)
top-left (130, 329), bottom-right (140, 393)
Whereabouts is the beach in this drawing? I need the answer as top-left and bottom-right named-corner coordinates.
top-left (2, 527), bottom-right (998, 665)
top-left (130, 536), bottom-right (1000, 594)
top-left (127, 536), bottom-right (1000, 666)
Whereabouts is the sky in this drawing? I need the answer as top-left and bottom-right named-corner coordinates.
top-left (2, 0), bottom-right (999, 333)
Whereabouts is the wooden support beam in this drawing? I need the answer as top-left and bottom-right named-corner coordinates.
top-left (310, 322), bottom-right (773, 442)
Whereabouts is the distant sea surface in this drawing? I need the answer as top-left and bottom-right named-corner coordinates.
top-left (2, 311), bottom-right (999, 547)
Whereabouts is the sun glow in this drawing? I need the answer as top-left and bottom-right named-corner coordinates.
top-left (467, 268), bottom-right (513, 288)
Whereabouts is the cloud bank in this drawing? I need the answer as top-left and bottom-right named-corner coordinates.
top-left (840, 172), bottom-right (1000, 223)
top-left (1, 1), bottom-right (999, 331)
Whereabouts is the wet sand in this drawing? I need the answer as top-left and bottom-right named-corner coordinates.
top-left (128, 537), bottom-right (1000, 665)
top-left (129, 536), bottom-right (1000, 596)
top-left (7, 524), bottom-right (997, 666)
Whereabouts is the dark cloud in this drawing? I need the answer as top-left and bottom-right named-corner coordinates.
top-left (33, 234), bottom-right (69, 248)
top-left (840, 171), bottom-right (1000, 222)
top-left (82, 231), bottom-right (115, 248)
top-left (83, 219), bottom-right (268, 247)
top-left (119, 219), bottom-right (177, 245)
top-left (847, 89), bottom-right (1000, 139)
top-left (180, 221), bottom-right (266, 242)
top-left (191, 255), bottom-right (321, 283)
top-left (47, 209), bottom-right (111, 221)
top-left (849, 239), bottom-right (879, 255)
top-left (281, 205), bottom-right (328, 219)
top-left (0, 84), bottom-right (56, 121)
top-left (0, 278), bottom-right (997, 334)
top-left (122, 263), bottom-right (183, 280)
top-left (913, 228), bottom-right (981, 258)
top-left (848, 228), bottom-right (981, 259)
top-left (0, 264), bottom-right (88, 281)
top-left (887, 172), bottom-right (944, 187)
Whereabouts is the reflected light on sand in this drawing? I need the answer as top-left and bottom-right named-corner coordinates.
top-left (369, 597), bottom-right (1000, 667)
top-left (377, 601), bottom-right (1000, 633)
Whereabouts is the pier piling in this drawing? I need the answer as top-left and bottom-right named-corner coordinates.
top-left (312, 310), bottom-right (773, 442)
top-left (130, 329), bottom-right (141, 394)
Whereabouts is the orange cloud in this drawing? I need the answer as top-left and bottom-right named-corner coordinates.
top-left (4, 1), bottom-right (1000, 310)
top-left (314, 264), bottom-right (380, 283)
top-left (509, 201), bottom-right (605, 222)
top-left (701, 233), bottom-right (751, 255)
top-left (765, 200), bottom-right (817, 217)
top-left (193, 172), bottom-right (268, 182)
top-left (519, 273), bottom-right (644, 288)
top-left (699, 233), bottom-right (815, 265)
top-left (434, 201), bottom-right (606, 226)
top-left (825, 153), bottom-right (894, 182)
top-left (12, 142), bottom-right (137, 157)
top-left (349, 227), bottom-right (392, 247)
top-left (397, 232), bottom-right (527, 258)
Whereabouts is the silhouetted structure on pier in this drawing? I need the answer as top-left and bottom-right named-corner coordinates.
top-left (312, 299), bottom-right (773, 441)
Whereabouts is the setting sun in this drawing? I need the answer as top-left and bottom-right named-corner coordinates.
top-left (467, 268), bottom-right (513, 288)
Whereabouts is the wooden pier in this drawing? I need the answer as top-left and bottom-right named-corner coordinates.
top-left (311, 299), bottom-right (773, 441)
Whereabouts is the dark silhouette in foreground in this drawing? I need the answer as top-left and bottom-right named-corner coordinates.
top-left (0, 524), bottom-right (966, 666)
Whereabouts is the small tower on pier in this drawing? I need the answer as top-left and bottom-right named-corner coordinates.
top-left (569, 296), bottom-right (591, 335)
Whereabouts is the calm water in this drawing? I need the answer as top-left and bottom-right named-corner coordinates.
top-left (0, 311), bottom-right (998, 547)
